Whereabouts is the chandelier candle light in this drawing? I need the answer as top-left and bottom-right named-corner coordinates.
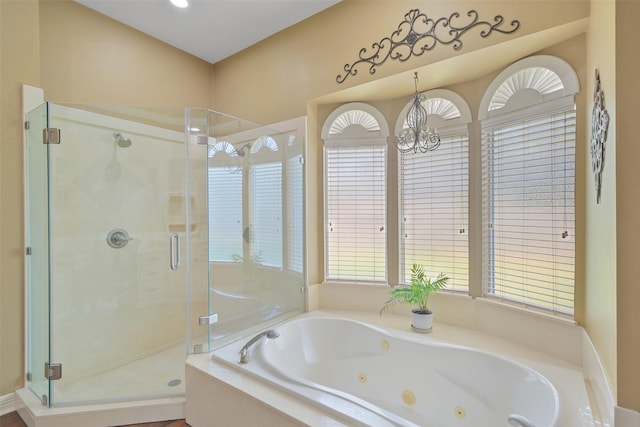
top-left (397, 72), bottom-right (440, 153)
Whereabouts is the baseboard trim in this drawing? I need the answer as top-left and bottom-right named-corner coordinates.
top-left (616, 406), bottom-right (640, 427)
top-left (0, 393), bottom-right (16, 416)
top-left (15, 388), bottom-right (184, 427)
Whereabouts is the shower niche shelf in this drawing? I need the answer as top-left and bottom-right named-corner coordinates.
top-left (166, 193), bottom-right (198, 233)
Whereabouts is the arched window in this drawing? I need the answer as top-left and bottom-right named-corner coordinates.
top-left (322, 103), bottom-right (389, 282)
top-left (248, 136), bottom-right (282, 268)
top-left (207, 135), bottom-right (285, 268)
top-left (479, 55), bottom-right (578, 314)
top-left (208, 139), bottom-right (244, 262)
top-left (395, 89), bottom-right (472, 292)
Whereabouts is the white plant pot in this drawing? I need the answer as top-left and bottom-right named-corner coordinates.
top-left (411, 309), bottom-right (433, 333)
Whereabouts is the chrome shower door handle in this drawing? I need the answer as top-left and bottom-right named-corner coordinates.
top-left (169, 233), bottom-right (181, 270)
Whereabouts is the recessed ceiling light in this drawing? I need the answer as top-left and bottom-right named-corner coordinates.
top-left (170, 0), bottom-right (189, 8)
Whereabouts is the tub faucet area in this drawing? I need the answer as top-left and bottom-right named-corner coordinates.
top-left (508, 414), bottom-right (536, 427)
top-left (239, 329), bottom-right (279, 364)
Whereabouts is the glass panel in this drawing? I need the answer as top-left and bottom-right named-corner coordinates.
top-left (185, 108), bottom-right (210, 354)
top-left (25, 102), bottom-right (51, 406)
top-left (25, 103), bottom-right (305, 406)
top-left (206, 114), bottom-right (306, 349)
top-left (45, 103), bottom-right (189, 405)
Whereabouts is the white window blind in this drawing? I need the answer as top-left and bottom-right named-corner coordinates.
top-left (287, 154), bottom-right (304, 273)
top-left (400, 133), bottom-right (469, 291)
top-left (249, 162), bottom-right (283, 268)
top-left (482, 109), bottom-right (575, 314)
top-left (325, 143), bottom-right (387, 282)
top-left (208, 167), bottom-right (243, 262)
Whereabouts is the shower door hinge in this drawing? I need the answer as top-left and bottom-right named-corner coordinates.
top-left (26, 247), bottom-right (32, 255)
top-left (26, 372), bottom-right (32, 382)
top-left (198, 313), bottom-right (218, 325)
top-left (44, 362), bottom-right (62, 380)
top-left (43, 128), bottom-right (61, 145)
top-left (24, 121), bottom-right (30, 130)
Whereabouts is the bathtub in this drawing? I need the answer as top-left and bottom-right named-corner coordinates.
top-left (212, 315), bottom-right (560, 427)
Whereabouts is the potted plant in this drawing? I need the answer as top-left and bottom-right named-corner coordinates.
top-left (379, 264), bottom-right (448, 333)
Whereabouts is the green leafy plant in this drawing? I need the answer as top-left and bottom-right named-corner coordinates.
top-left (380, 264), bottom-right (448, 315)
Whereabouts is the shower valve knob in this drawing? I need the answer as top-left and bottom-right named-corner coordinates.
top-left (107, 228), bottom-right (133, 249)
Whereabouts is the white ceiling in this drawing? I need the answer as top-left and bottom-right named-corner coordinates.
top-left (76, 0), bottom-right (341, 64)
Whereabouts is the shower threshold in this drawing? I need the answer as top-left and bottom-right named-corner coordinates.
top-left (15, 388), bottom-right (184, 427)
top-left (15, 341), bottom-right (188, 427)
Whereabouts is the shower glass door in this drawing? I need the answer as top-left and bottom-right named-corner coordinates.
top-left (26, 102), bottom-right (193, 406)
top-left (204, 114), bottom-right (306, 350)
top-left (24, 101), bottom-right (303, 405)
top-left (25, 102), bottom-right (51, 406)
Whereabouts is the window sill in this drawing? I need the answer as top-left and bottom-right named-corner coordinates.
top-left (321, 280), bottom-right (389, 287)
top-left (313, 282), bottom-right (582, 365)
top-left (476, 296), bottom-right (577, 327)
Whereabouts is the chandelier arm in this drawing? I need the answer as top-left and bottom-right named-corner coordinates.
top-left (396, 73), bottom-right (440, 153)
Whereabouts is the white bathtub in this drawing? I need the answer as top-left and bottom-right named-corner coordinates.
top-left (212, 315), bottom-right (560, 427)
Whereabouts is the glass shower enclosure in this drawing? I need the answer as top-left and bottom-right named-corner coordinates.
top-left (24, 102), bottom-right (305, 407)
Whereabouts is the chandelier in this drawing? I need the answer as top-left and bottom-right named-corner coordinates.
top-left (396, 72), bottom-right (440, 153)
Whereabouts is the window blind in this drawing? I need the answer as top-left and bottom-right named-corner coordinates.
top-left (325, 144), bottom-right (387, 282)
top-left (208, 167), bottom-right (243, 262)
top-left (249, 162), bottom-right (283, 268)
top-left (287, 154), bottom-right (304, 273)
top-left (482, 109), bottom-right (576, 314)
top-left (400, 133), bottom-right (469, 291)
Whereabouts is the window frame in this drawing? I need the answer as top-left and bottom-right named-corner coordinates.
top-left (319, 55), bottom-right (579, 318)
top-left (206, 118), bottom-right (306, 274)
top-left (395, 89), bottom-right (472, 291)
top-left (322, 94), bottom-right (472, 289)
top-left (322, 103), bottom-right (389, 283)
top-left (479, 55), bottom-right (579, 315)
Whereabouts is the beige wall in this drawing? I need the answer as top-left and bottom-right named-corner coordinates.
top-left (39, 0), bottom-right (212, 107)
top-left (2, 0), bottom-right (639, 415)
top-left (212, 0), bottom-right (639, 412)
top-left (219, 2), bottom-right (588, 291)
top-left (0, 0), bottom-right (41, 398)
top-left (212, 0), bottom-right (590, 123)
top-left (615, 0), bottom-right (640, 411)
top-left (312, 33), bottom-right (588, 295)
top-left (585, 0), bottom-right (618, 401)
top-left (0, 0), bottom-right (213, 396)
top-left (213, 0), bottom-right (591, 297)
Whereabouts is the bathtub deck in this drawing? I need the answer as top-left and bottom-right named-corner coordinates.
top-left (186, 310), bottom-right (595, 427)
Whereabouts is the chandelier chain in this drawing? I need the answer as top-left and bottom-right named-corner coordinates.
top-left (397, 72), bottom-right (440, 153)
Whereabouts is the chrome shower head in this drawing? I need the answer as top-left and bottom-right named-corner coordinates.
top-left (113, 132), bottom-right (132, 148)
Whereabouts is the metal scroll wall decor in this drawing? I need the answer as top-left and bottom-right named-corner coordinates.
top-left (336, 9), bottom-right (520, 84)
top-left (590, 69), bottom-right (610, 204)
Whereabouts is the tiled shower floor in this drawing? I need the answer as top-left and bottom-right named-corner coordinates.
top-left (51, 341), bottom-right (187, 405)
